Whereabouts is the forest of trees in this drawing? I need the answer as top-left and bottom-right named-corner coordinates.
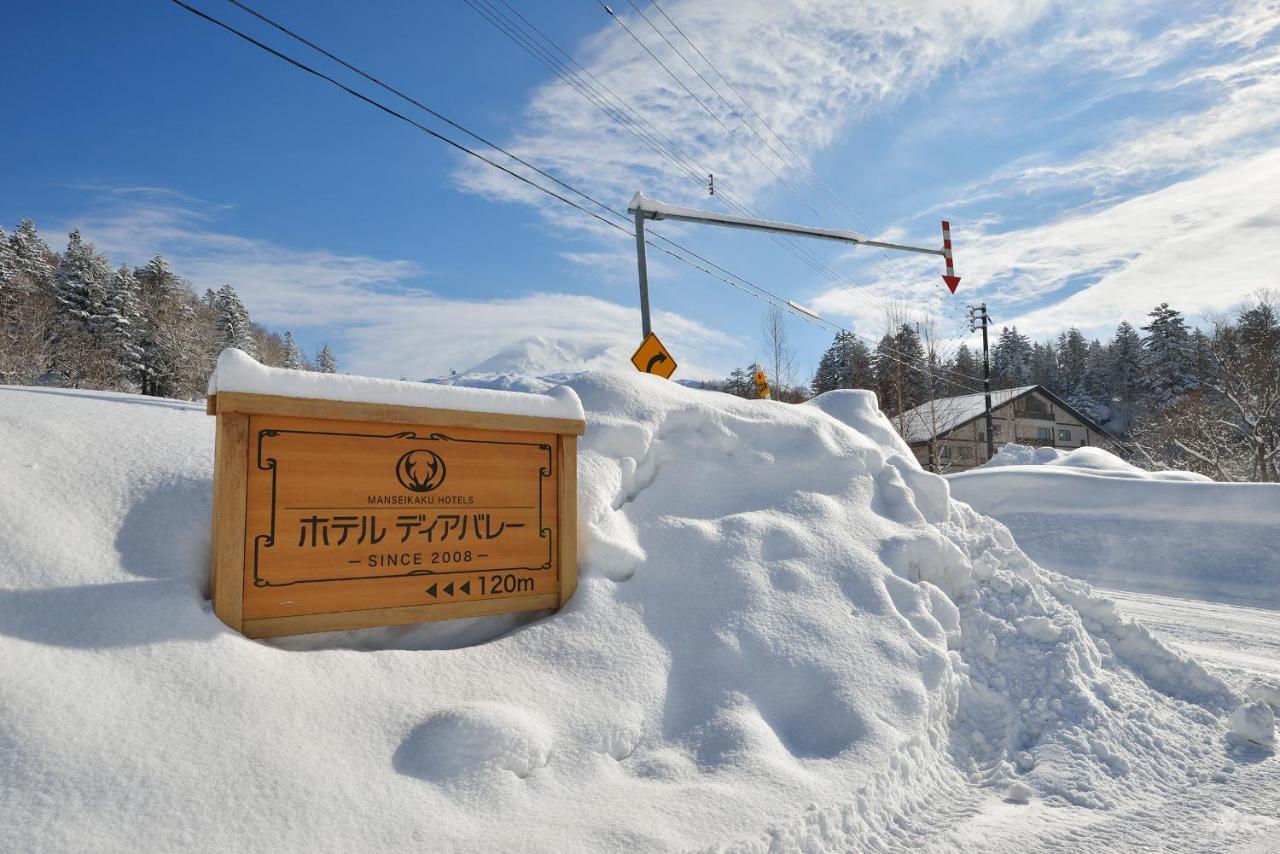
top-left (0, 218), bottom-right (339, 399)
top-left (6, 215), bottom-right (1275, 482)
top-left (709, 296), bottom-right (1280, 482)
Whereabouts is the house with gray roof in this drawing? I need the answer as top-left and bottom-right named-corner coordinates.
top-left (896, 384), bottom-right (1114, 472)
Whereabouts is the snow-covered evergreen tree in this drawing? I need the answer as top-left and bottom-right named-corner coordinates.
top-left (1188, 328), bottom-right (1215, 391)
top-left (811, 331), bottom-right (870, 395)
top-left (1141, 303), bottom-right (1195, 405)
top-left (281, 331), bottom-right (304, 370)
top-left (951, 343), bottom-right (980, 395)
top-left (0, 226), bottom-right (15, 318)
top-left (991, 326), bottom-right (1032, 388)
top-left (55, 229), bottom-right (112, 326)
top-left (842, 333), bottom-right (874, 391)
top-left (872, 324), bottom-right (927, 414)
top-left (717, 366), bottom-right (745, 397)
top-left (0, 225), bottom-right (13, 287)
top-left (314, 343), bottom-right (338, 374)
top-left (135, 256), bottom-right (217, 398)
top-left (1107, 322), bottom-right (1139, 400)
top-left (811, 336), bottom-right (843, 396)
top-left (102, 263), bottom-right (144, 386)
top-left (8, 219), bottom-right (54, 294)
top-left (1030, 341), bottom-right (1058, 389)
top-left (136, 256), bottom-right (183, 395)
top-left (1056, 328), bottom-right (1089, 391)
top-left (214, 284), bottom-right (258, 359)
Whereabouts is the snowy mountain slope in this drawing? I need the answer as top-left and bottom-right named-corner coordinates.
top-left (0, 380), bottom-right (1275, 852)
top-left (425, 335), bottom-right (634, 392)
top-left (425, 335), bottom-right (710, 393)
top-left (948, 444), bottom-right (1280, 608)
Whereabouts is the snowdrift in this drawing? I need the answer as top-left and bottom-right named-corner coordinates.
top-left (949, 444), bottom-right (1280, 608)
top-left (0, 378), bottom-right (1272, 852)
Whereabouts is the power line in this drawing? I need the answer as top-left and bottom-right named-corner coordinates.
top-left (639, 0), bottom-right (971, 322)
top-left (466, 1), bottom-right (919, 332)
top-left (600, 2), bottom-right (830, 225)
top-left (169, 0), bottom-right (983, 392)
top-left (217, 0), bottom-right (839, 333)
top-left (596, 2), bottom-right (968, 332)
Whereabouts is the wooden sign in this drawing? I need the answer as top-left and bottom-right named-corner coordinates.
top-left (207, 392), bottom-right (584, 638)
top-left (630, 331), bottom-right (678, 379)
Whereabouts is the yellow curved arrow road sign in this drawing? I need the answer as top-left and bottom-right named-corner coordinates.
top-left (631, 332), bottom-right (678, 379)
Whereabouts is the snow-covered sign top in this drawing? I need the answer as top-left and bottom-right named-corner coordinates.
top-left (207, 348), bottom-right (584, 422)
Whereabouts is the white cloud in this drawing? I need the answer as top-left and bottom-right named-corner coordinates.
top-left (814, 147), bottom-right (1280, 341)
top-left (453, 0), bottom-right (1055, 228)
top-left (55, 188), bottom-right (738, 381)
top-left (801, 0), bottom-right (1280, 346)
top-left (974, 46), bottom-right (1280, 202)
top-left (991, 149), bottom-right (1280, 337)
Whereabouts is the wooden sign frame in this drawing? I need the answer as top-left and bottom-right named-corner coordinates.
top-left (207, 391), bottom-right (583, 638)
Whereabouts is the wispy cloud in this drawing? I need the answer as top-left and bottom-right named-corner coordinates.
top-left (813, 147), bottom-right (1280, 341)
top-left (54, 186), bottom-right (736, 380)
top-left (802, 0), bottom-right (1280, 344)
top-left (453, 0), bottom-right (1055, 227)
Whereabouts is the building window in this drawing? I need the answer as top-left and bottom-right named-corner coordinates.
top-left (938, 445), bottom-right (952, 460)
top-left (958, 445), bottom-right (973, 460)
top-left (1020, 396), bottom-right (1049, 414)
top-left (1036, 427), bottom-right (1052, 441)
top-left (1058, 428), bottom-right (1072, 442)
top-left (992, 423), bottom-right (1003, 436)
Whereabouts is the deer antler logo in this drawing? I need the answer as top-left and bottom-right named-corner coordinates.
top-left (395, 449), bottom-right (447, 493)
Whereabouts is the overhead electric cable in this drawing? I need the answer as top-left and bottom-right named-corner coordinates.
top-left (171, 0), bottom-right (984, 391)
top-left (639, 0), bottom-right (972, 323)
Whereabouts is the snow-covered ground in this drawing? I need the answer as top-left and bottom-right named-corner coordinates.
top-left (1, 381), bottom-right (1276, 852)
top-left (948, 444), bottom-right (1280, 609)
top-left (1102, 590), bottom-right (1280, 689)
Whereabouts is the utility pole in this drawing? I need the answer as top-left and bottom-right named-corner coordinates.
top-left (626, 191), bottom-right (961, 341)
top-left (969, 303), bottom-right (995, 461)
top-left (633, 210), bottom-right (651, 338)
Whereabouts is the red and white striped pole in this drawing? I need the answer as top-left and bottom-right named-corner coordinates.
top-left (941, 220), bottom-right (961, 294)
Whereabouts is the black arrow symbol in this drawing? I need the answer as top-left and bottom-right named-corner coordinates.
top-left (460, 580), bottom-right (471, 595)
top-left (645, 352), bottom-right (668, 373)
top-left (426, 583), bottom-right (438, 598)
top-left (443, 582), bottom-right (455, 596)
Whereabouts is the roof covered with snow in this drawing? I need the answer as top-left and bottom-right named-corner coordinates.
top-left (898, 385), bottom-right (1036, 443)
top-left (208, 348), bottom-right (584, 422)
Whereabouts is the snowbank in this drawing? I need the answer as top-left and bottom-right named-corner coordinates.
top-left (209, 348), bottom-right (584, 421)
top-left (980, 442), bottom-right (1210, 482)
top-left (950, 444), bottom-right (1280, 607)
top-left (0, 381), bottom-right (1269, 852)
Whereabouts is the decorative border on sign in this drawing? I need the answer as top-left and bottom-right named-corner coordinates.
top-left (252, 428), bottom-right (553, 587)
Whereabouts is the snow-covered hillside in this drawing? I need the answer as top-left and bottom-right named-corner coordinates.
top-left (0, 381), bottom-right (1276, 852)
top-left (949, 443), bottom-right (1280, 609)
top-left (425, 335), bottom-right (636, 392)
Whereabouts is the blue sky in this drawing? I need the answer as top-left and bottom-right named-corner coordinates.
top-left (4, 0), bottom-right (1279, 382)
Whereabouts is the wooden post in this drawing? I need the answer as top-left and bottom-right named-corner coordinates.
top-left (557, 435), bottom-right (578, 609)
top-left (210, 409), bottom-right (248, 632)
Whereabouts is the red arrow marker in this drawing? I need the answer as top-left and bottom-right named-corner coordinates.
top-left (941, 220), bottom-right (961, 293)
